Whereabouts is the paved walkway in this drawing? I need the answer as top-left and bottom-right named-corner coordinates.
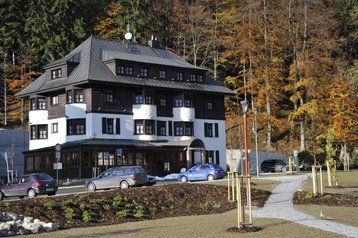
top-left (252, 175), bottom-right (358, 238)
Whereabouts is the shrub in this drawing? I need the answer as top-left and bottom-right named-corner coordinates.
top-left (103, 204), bottom-right (111, 211)
top-left (116, 209), bottom-right (129, 218)
top-left (323, 194), bottom-right (332, 200)
top-left (149, 207), bottom-right (157, 216)
top-left (62, 200), bottom-right (74, 207)
top-left (79, 203), bottom-right (87, 210)
top-left (90, 198), bottom-right (105, 204)
top-left (125, 203), bottom-right (133, 209)
top-left (112, 196), bottom-right (122, 207)
top-left (43, 202), bottom-right (53, 210)
top-left (64, 207), bottom-right (75, 223)
top-left (305, 192), bottom-right (317, 199)
top-left (199, 201), bottom-right (210, 211)
top-left (133, 205), bottom-right (144, 219)
top-left (82, 211), bottom-right (92, 223)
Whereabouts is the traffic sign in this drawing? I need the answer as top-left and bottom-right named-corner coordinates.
top-left (115, 148), bottom-right (122, 156)
top-left (55, 143), bottom-right (61, 151)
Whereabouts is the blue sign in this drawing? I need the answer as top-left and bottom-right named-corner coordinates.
top-left (115, 148), bottom-right (122, 156)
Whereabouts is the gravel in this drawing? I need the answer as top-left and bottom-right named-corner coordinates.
top-left (252, 175), bottom-right (358, 238)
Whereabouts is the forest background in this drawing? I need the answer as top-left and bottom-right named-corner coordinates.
top-left (1, 0), bottom-right (358, 166)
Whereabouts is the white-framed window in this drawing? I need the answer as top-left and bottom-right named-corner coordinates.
top-left (51, 96), bottom-right (59, 105)
top-left (52, 123), bottom-right (58, 133)
top-left (105, 89), bottom-right (114, 103)
top-left (125, 66), bottom-right (133, 76)
top-left (117, 65), bottom-right (125, 75)
top-left (51, 68), bottom-right (62, 79)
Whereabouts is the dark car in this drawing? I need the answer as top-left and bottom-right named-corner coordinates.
top-left (261, 159), bottom-right (288, 173)
top-left (0, 173), bottom-right (58, 200)
top-left (85, 166), bottom-right (148, 191)
top-left (178, 164), bottom-right (225, 183)
top-left (146, 175), bottom-right (157, 186)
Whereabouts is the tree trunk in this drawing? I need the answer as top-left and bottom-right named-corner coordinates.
top-left (263, 0), bottom-right (272, 150)
top-left (326, 160), bottom-right (332, 187)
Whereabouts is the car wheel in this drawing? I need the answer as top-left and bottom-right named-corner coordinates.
top-left (27, 189), bottom-right (36, 198)
top-left (180, 176), bottom-right (188, 183)
top-left (120, 181), bottom-right (129, 189)
top-left (87, 183), bottom-right (96, 192)
top-left (207, 174), bottom-right (215, 181)
top-left (281, 167), bottom-right (287, 173)
top-left (0, 191), bottom-right (4, 201)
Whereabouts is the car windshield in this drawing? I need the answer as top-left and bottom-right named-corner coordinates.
top-left (33, 174), bottom-right (54, 181)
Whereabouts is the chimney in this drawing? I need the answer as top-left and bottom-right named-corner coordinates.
top-left (148, 35), bottom-right (160, 48)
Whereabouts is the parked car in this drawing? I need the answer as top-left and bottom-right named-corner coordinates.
top-left (178, 164), bottom-right (225, 183)
top-left (0, 173), bottom-right (58, 200)
top-left (146, 175), bottom-right (157, 186)
top-left (261, 159), bottom-right (288, 173)
top-left (85, 166), bottom-right (147, 191)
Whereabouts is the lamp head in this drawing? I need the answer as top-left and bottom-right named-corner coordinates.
top-left (240, 100), bottom-right (248, 114)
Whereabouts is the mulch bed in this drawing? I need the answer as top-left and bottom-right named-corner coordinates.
top-left (0, 183), bottom-right (271, 230)
top-left (293, 191), bottom-right (358, 207)
top-left (227, 226), bottom-right (263, 233)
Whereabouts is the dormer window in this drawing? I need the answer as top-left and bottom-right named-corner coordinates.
top-left (141, 68), bottom-right (148, 77)
top-left (117, 65), bottom-right (125, 75)
top-left (176, 72), bottom-right (183, 81)
top-left (51, 69), bottom-right (62, 79)
top-left (159, 70), bottom-right (166, 79)
top-left (190, 74), bottom-right (196, 82)
top-left (197, 74), bottom-right (203, 82)
top-left (125, 66), bottom-right (133, 76)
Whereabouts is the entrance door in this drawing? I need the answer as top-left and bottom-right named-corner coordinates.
top-left (194, 151), bottom-right (201, 165)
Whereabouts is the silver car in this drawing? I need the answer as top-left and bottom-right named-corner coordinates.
top-left (85, 166), bottom-right (147, 191)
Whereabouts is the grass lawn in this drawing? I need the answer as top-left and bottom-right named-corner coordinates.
top-left (296, 169), bottom-right (358, 227)
top-left (301, 169), bottom-right (358, 195)
top-left (295, 205), bottom-right (358, 227)
top-left (21, 209), bottom-right (346, 238)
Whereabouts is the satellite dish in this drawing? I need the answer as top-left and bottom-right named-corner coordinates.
top-left (125, 32), bottom-right (132, 40)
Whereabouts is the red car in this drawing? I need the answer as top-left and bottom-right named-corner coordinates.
top-left (0, 173), bottom-right (58, 200)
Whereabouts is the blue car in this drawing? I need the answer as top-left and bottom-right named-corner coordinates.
top-left (178, 164), bottom-right (225, 183)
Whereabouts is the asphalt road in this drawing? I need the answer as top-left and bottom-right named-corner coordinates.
top-left (1, 180), bottom-right (177, 202)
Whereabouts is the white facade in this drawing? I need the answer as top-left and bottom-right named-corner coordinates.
top-left (29, 104), bottom-right (227, 170)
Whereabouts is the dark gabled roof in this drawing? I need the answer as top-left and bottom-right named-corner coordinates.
top-left (18, 36), bottom-right (235, 97)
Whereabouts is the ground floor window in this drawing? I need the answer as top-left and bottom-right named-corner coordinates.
top-left (67, 119), bottom-right (86, 135)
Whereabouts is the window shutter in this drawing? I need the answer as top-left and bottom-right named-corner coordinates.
top-left (102, 118), bottom-right (107, 134)
top-left (168, 121), bottom-right (172, 136)
top-left (115, 118), bottom-right (120, 134)
top-left (215, 151), bottom-right (220, 165)
top-left (204, 123), bottom-right (208, 137)
top-left (215, 123), bottom-right (219, 137)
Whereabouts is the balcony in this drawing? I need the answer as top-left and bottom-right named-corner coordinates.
top-left (173, 107), bottom-right (195, 121)
top-left (133, 104), bottom-right (157, 120)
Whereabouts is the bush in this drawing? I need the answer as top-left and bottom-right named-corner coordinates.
top-left (103, 204), bottom-right (111, 211)
top-left (149, 207), bottom-right (157, 216)
top-left (116, 209), bottom-right (129, 218)
top-left (43, 202), bottom-right (53, 210)
top-left (133, 205), bottom-right (144, 219)
top-left (62, 200), bottom-right (74, 207)
top-left (112, 196), bottom-right (122, 207)
top-left (63, 207), bottom-right (75, 222)
top-left (82, 211), bottom-right (92, 223)
top-left (305, 192), bottom-right (317, 199)
top-left (90, 198), bottom-right (105, 204)
top-left (323, 194), bottom-right (332, 200)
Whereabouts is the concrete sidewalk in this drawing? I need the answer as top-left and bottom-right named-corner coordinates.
top-left (253, 175), bottom-right (358, 238)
